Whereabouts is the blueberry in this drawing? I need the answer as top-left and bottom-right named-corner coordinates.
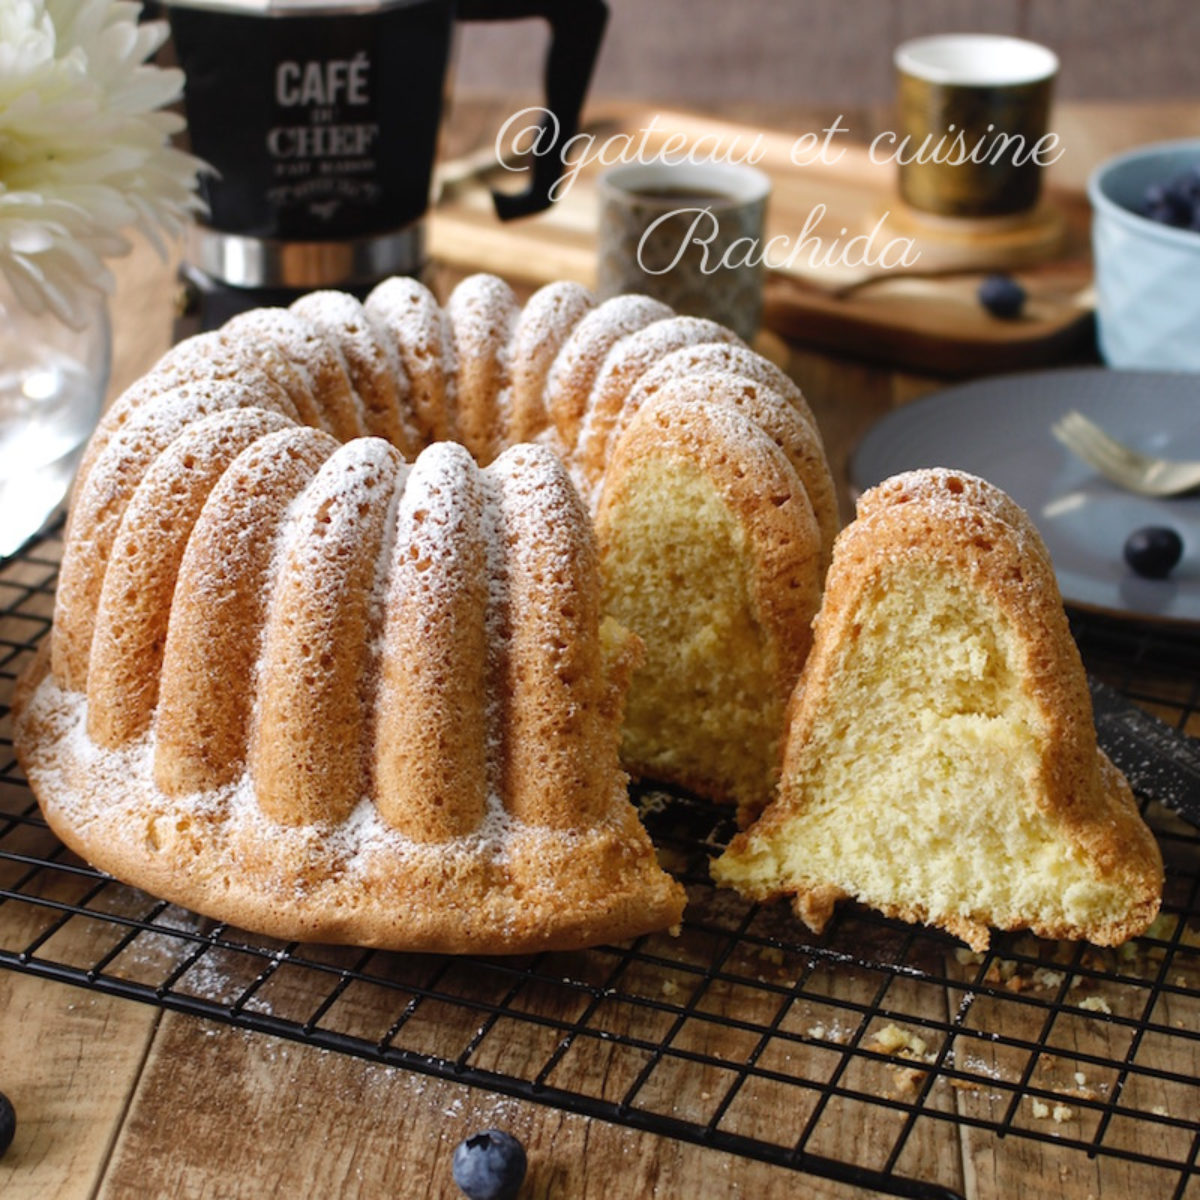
top-left (1140, 164), bottom-right (1200, 229)
top-left (0, 1090), bottom-right (14, 1158)
top-left (1177, 166), bottom-right (1200, 201)
top-left (1123, 526), bottom-right (1184, 579)
top-left (978, 273), bottom-right (1026, 319)
top-left (1145, 199), bottom-right (1187, 227)
top-left (452, 1129), bottom-right (527, 1200)
top-left (1143, 182), bottom-right (1171, 208)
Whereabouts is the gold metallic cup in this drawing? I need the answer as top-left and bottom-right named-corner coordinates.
top-left (894, 34), bottom-right (1059, 221)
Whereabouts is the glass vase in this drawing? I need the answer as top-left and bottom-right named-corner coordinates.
top-left (0, 280), bottom-right (111, 558)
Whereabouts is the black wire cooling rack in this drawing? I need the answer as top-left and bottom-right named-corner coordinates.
top-left (3, 523), bottom-right (1200, 1200)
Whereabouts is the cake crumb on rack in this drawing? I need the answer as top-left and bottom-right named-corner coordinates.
top-left (983, 959), bottom-right (1020, 987)
top-left (1033, 968), bottom-right (1066, 990)
top-left (870, 1022), bottom-right (929, 1059)
top-left (890, 1066), bottom-right (927, 1097)
top-left (806, 1021), bottom-right (849, 1045)
top-left (869, 1023), bottom-right (938, 1097)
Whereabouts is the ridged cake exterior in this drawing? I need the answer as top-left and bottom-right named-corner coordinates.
top-left (19, 437), bottom-right (683, 952)
top-left (16, 273), bottom-right (836, 951)
top-left (713, 469), bottom-right (1163, 950)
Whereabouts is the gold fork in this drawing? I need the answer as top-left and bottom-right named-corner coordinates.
top-left (1051, 410), bottom-right (1200, 498)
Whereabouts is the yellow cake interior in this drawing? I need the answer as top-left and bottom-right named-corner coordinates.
top-left (600, 455), bottom-right (785, 809)
top-left (715, 562), bottom-right (1140, 937)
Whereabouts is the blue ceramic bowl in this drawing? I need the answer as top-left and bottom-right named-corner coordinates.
top-left (1088, 138), bottom-right (1200, 371)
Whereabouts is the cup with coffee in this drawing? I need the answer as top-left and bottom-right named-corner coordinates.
top-left (597, 162), bottom-right (771, 342)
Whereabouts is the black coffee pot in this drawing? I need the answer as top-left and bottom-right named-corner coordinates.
top-left (159, 0), bottom-right (607, 328)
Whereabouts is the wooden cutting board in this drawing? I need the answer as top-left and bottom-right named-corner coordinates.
top-left (429, 108), bottom-right (1095, 376)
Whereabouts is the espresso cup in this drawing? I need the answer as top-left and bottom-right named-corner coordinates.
top-left (894, 34), bottom-right (1059, 220)
top-left (597, 162), bottom-right (770, 342)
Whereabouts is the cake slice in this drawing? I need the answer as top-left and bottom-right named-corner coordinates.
top-left (595, 392), bottom-right (824, 817)
top-left (713, 469), bottom-right (1163, 950)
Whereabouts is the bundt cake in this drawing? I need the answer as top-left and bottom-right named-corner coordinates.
top-left (15, 273), bottom-right (835, 952)
top-left (712, 469), bottom-right (1164, 951)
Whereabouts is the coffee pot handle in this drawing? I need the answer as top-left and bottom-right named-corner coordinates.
top-left (456, 0), bottom-right (608, 220)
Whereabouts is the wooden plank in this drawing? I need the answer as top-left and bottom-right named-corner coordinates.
top-left (702, 904), bottom-right (969, 1195)
top-left (97, 1008), bottom-right (883, 1199)
top-left (0, 798), bottom-right (173, 1200)
top-left (946, 921), bottom-right (1200, 1200)
top-left (452, 2), bottom-right (1199, 107)
top-left (0, 972), bottom-right (160, 1200)
top-left (1042, 102), bottom-right (1200, 192)
top-left (453, 0), bottom-right (899, 108)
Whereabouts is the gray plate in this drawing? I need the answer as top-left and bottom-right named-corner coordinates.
top-left (849, 367), bottom-right (1200, 626)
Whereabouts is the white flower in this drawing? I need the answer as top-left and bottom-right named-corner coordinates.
top-left (0, 0), bottom-right (205, 326)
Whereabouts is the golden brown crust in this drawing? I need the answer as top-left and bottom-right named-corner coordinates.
top-left (52, 379), bottom-right (301, 693)
top-left (70, 332), bottom-right (304, 515)
top-left (634, 342), bottom-right (822, 433)
top-left (573, 316), bottom-right (740, 493)
top-left (86, 407), bottom-right (293, 747)
top-left (224, 307), bottom-right (368, 442)
top-left (507, 280), bottom-right (594, 444)
top-left (371, 443), bottom-right (490, 840)
top-left (446, 274), bottom-right (521, 465)
top-left (219, 310), bottom-right (334, 434)
top-left (250, 439), bottom-right (404, 827)
top-left (365, 276), bottom-right (456, 445)
top-left (546, 294), bottom-right (672, 452)
top-left (595, 341), bottom-right (838, 569)
top-left (623, 369), bottom-right (838, 572)
top-left (290, 291), bottom-right (422, 458)
top-left (791, 884), bottom-right (846, 935)
top-left (15, 652), bottom-right (684, 955)
top-left (491, 444), bottom-right (628, 831)
top-left (22, 428), bottom-right (689, 952)
top-left (154, 426), bottom-right (339, 796)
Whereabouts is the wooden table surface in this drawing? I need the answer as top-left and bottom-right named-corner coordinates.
top-left (2, 98), bottom-right (1198, 1200)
